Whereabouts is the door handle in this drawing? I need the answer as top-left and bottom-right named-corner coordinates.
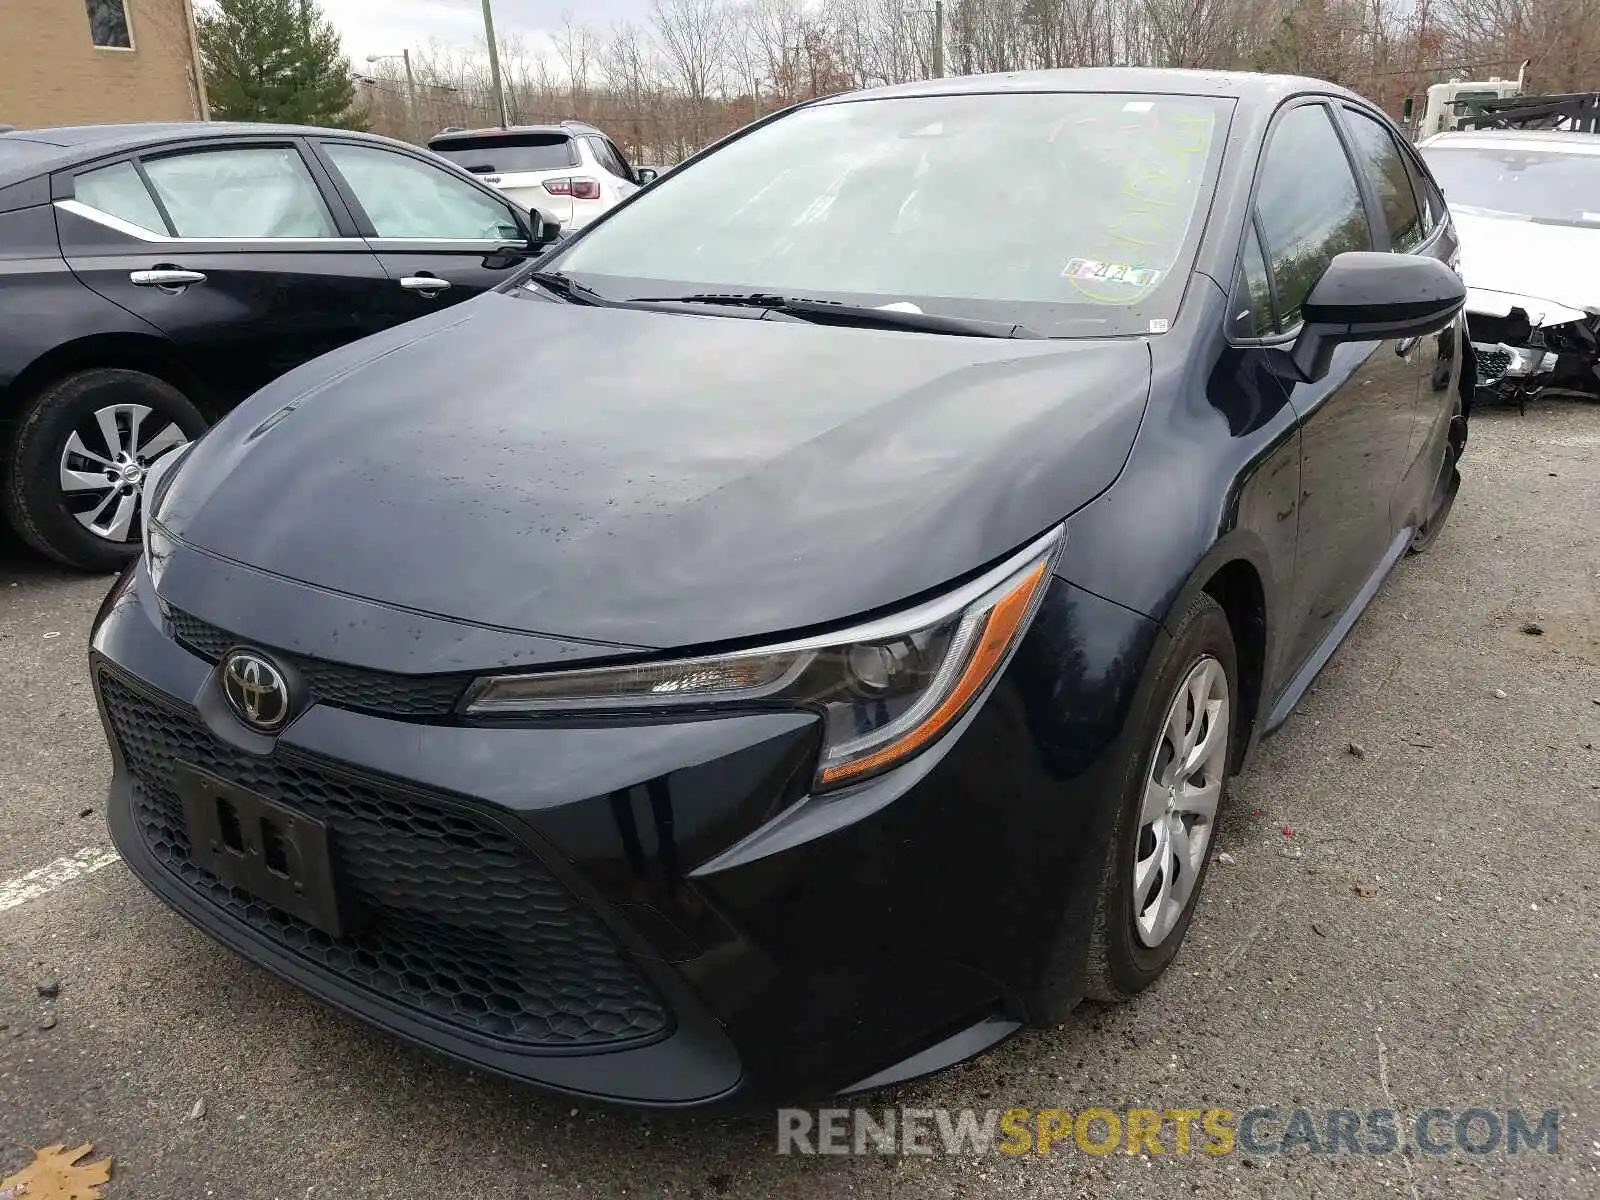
top-left (130, 268), bottom-right (206, 290)
top-left (1395, 337), bottom-right (1419, 356)
top-left (400, 275), bottom-right (452, 298)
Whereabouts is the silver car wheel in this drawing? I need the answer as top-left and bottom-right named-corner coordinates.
top-left (1133, 654), bottom-right (1229, 948)
top-left (58, 403), bottom-right (188, 543)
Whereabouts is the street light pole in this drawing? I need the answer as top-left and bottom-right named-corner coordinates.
top-left (367, 51), bottom-right (419, 142)
top-left (480, 0), bottom-right (509, 128)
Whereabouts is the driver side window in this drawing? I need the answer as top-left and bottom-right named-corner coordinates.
top-left (1247, 103), bottom-right (1373, 334)
top-left (323, 142), bottom-right (523, 241)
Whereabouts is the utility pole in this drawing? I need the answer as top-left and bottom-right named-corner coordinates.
top-left (903, 0), bottom-right (945, 79)
top-left (402, 48), bottom-right (418, 139)
top-left (367, 51), bottom-right (419, 141)
top-left (480, 0), bottom-right (509, 127)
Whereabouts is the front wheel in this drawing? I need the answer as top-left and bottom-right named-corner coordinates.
top-left (1083, 592), bottom-right (1237, 1001)
top-left (3, 368), bottom-right (207, 571)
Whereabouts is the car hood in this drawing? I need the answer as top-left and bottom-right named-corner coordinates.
top-left (160, 294), bottom-right (1151, 651)
top-left (1453, 211), bottom-right (1600, 322)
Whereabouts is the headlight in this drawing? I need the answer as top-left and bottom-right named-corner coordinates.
top-left (462, 525), bottom-right (1064, 790)
top-left (139, 440), bottom-right (195, 552)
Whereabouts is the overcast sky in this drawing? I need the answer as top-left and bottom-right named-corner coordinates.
top-left (323, 0), bottom-right (655, 64)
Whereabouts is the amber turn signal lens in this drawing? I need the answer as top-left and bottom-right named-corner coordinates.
top-left (817, 559), bottom-right (1049, 787)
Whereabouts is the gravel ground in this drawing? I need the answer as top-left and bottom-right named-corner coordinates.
top-left (1, 400), bottom-right (1596, 1199)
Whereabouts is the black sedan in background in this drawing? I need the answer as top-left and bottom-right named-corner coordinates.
top-left (0, 122), bottom-right (558, 569)
top-left (91, 69), bottom-right (1469, 1107)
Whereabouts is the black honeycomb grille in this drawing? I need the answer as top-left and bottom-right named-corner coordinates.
top-left (99, 670), bottom-right (671, 1049)
top-left (1476, 348), bottom-right (1513, 381)
top-left (166, 609), bottom-right (468, 718)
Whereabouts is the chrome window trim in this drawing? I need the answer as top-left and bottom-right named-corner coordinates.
top-left (54, 199), bottom-right (367, 247)
top-left (365, 237), bottom-right (518, 249)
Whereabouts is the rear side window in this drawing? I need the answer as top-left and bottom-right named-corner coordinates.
top-left (429, 135), bottom-right (578, 174)
top-left (1254, 104), bottom-right (1372, 329)
top-left (143, 147), bottom-right (337, 238)
top-left (74, 160), bottom-right (167, 234)
top-left (587, 136), bottom-right (629, 180)
top-left (1342, 108), bottom-right (1425, 251)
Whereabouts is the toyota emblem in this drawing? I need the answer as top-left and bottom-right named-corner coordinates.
top-left (221, 650), bottom-right (291, 731)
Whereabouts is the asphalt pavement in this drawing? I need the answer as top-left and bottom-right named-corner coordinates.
top-left (2, 401), bottom-right (1597, 1199)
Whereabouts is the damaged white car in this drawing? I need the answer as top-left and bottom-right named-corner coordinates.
top-left (1419, 129), bottom-right (1600, 407)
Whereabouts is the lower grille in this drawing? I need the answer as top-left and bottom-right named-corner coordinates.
top-left (99, 670), bottom-right (670, 1050)
top-left (1476, 348), bottom-right (1513, 381)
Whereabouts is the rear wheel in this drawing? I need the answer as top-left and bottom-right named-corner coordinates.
top-left (1083, 592), bottom-right (1236, 1001)
top-left (3, 369), bottom-right (206, 571)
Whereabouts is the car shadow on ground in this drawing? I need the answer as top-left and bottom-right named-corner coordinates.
top-left (0, 525), bottom-right (108, 587)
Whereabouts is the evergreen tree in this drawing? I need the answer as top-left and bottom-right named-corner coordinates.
top-left (198, 0), bottom-right (365, 128)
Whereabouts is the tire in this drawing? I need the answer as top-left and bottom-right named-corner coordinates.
top-left (1408, 400), bottom-right (1464, 556)
top-left (3, 368), bottom-right (208, 572)
top-left (1083, 591), bottom-right (1237, 1001)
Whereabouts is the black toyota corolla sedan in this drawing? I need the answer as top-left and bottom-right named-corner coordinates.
top-left (90, 69), bottom-right (1471, 1107)
top-left (0, 122), bottom-right (560, 571)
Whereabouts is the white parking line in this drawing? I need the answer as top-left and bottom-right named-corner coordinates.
top-left (0, 847), bottom-right (122, 913)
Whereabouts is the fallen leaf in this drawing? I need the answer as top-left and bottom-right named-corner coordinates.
top-left (1311, 922), bottom-right (1327, 937)
top-left (1520, 622), bottom-right (1544, 636)
top-left (1281, 824), bottom-right (1294, 837)
top-left (1, 1144), bottom-right (112, 1200)
top-left (1347, 742), bottom-right (1365, 759)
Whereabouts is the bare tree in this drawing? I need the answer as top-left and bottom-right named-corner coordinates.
top-left (652, 0), bottom-right (731, 145)
top-left (355, 0), bottom-right (1600, 155)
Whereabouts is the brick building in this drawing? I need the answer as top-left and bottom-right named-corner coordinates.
top-left (0, 0), bottom-right (208, 130)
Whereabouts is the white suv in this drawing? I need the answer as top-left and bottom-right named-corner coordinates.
top-left (427, 122), bottom-right (655, 233)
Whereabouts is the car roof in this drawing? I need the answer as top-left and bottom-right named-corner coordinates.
top-left (0, 121), bottom-right (421, 188)
top-left (1419, 129), bottom-right (1600, 155)
top-left (833, 66), bottom-right (1368, 106)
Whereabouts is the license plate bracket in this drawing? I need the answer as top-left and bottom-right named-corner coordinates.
top-left (176, 765), bottom-right (344, 938)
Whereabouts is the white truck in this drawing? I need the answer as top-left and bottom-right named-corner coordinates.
top-left (1413, 64), bottom-right (1528, 138)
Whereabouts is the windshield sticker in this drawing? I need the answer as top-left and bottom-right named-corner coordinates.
top-left (1122, 101), bottom-right (1154, 113)
top-left (1148, 318), bottom-right (1171, 333)
top-left (1062, 259), bottom-right (1163, 288)
top-left (1064, 108), bottom-right (1217, 305)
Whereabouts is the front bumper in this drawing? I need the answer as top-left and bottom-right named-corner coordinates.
top-left (90, 547), bottom-right (1160, 1107)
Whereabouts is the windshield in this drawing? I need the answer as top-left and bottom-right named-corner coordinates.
top-left (1422, 144), bottom-right (1600, 226)
top-left (550, 92), bottom-right (1231, 337)
top-left (430, 134), bottom-right (578, 175)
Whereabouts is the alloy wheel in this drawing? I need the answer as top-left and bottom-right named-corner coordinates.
top-left (57, 403), bottom-right (189, 543)
top-left (1133, 654), bottom-right (1229, 947)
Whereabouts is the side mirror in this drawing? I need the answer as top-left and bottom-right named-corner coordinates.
top-left (1282, 252), bottom-right (1465, 383)
top-left (526, 208), bottom-right (563, 250)
top-left (635, 167), bottom-right (659, 185)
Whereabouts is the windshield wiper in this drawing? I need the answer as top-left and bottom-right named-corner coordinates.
top-left (626, 293), bottom-right (1044, 338)
top-left (525, 270), bottom-right (611, 306)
